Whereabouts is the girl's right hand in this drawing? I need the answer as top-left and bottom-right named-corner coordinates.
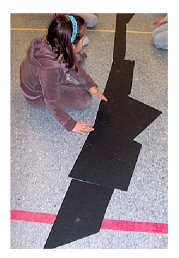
top-left (72, 121), bottom-right (94, 136)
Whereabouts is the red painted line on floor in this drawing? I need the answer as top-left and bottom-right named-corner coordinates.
top-left (11, 209), bottom-right (168, 234)
top-left (101, 219), bottom-right (168, 234)
top-left (11, 210), bottom-right (56, 224)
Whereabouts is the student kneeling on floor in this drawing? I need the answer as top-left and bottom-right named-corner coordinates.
top-left (20, 15), bottom-right (107, 135)
top-left (152, 15), bottom-right (168, 50)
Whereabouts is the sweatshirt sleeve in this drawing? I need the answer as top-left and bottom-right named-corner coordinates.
top-left (38, 67), bottom-right (76, 131)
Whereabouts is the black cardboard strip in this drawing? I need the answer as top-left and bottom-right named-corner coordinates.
top-left (44, 180), bottom-right (114, 249)
top-left (113, 13), bottom-right (135, 59)
top-left (69, 122), bottom-right (142, 191)
top-left (113, 23), bottom-right (126, 59)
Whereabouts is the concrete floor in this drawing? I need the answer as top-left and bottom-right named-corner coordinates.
top-left (11, 13), bottom-right (168, 249)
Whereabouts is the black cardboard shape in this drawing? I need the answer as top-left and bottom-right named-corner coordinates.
top-left (113, 13), bottom-right (135, 59)
top-left (44, 12), bottom-right (162, 249)
top-left (116, 13), bottom-right (135, 24)
top-left (44, 180), bottom-right (113, 249)
top-left (69, 122), bottom-right (142, 191)
top-left (113, 23), bottom-right (126, 59)
top-left (96, 96), bottom-right (162, 140)
top-left (102, 59), bottom-right (135, 101)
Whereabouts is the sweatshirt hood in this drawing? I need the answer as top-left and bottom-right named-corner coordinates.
top-left (27, 37), bottom-right (62, 69)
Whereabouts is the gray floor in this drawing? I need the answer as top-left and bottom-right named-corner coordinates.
top-left (11, 13), bottom-right (168, 249)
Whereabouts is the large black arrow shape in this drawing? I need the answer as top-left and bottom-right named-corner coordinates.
top-left (44, 13), bottom-right (162, 249)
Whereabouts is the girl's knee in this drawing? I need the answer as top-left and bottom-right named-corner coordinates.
top-left (77, 93), bottom-right (92, 110)
top-left (81, 94), bottom-right (92, 109)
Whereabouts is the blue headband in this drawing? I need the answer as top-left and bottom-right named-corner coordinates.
top-left (66, 15), bottom-right (78, 43)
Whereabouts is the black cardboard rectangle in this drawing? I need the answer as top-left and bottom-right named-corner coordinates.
top-left (102, 59), bottom-right (135, 101)
top-left (69, 122), bottom-right (142, 191)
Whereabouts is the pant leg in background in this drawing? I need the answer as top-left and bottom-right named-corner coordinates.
top-left (74, 13), bottom-right (98, 27)
top-left (152, 23), bottom-right (168, 50)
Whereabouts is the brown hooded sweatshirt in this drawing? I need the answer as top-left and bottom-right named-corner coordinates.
top-left (20, 37), bottom-right (97, 131)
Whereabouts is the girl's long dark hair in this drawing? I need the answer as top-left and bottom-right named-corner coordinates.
top-left (46, 15), bottom-right (86, 70)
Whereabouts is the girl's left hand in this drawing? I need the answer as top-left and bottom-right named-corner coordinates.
top-left (89, 86), bottom-right (108, 101)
